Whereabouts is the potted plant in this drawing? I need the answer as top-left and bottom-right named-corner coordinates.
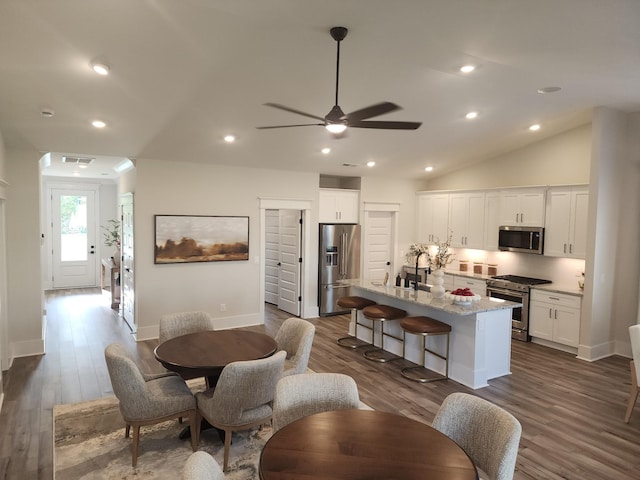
top-left (102, 219), bottom-right (121, 266)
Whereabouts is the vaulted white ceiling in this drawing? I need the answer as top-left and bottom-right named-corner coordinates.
top-left (1, 1), bottom-right (638, 180)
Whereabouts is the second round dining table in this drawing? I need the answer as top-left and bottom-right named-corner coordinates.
top-left (259, 409), bottom-right (478, 480)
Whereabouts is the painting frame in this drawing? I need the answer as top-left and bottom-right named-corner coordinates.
top-left (154, 215), bottom-right (249, 264)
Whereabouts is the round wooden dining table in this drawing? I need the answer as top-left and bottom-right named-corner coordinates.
top-left (154, 329), bottom-right (278, 384)
top-left (259, 409), bottom-right (478, 480)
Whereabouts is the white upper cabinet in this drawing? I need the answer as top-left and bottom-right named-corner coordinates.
top-left (499, 188), bottom-right (546, 226)
top-left (448, 191), bottom-right (485, 249)
top-left (484, 192), bottom-right (501, 251)
top-left (417, 193), bottom-right (449, 243)
top-left (544, 186), bottom-right (589, 258)
top-left (319, 189), bottom-right (359, 223)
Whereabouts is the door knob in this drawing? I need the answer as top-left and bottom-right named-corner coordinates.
top-left (277, 262), bottom-right (281, 266)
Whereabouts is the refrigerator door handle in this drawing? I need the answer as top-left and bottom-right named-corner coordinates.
top-left (340, 232), bottom-right (346, 276)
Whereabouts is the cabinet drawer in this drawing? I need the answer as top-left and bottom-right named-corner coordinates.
top-left (531, 290), bottom-right (581, 308)
top-left (453, 276), bottom-right (486, 294)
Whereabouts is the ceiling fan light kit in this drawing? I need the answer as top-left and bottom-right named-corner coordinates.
top-left (258, 26), bottom-right (421, 135)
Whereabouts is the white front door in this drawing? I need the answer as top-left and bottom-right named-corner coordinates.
top-left (277, 210), bottom-right (301, 316)
top-left (364, 211), bottom-right (393, 281)
top-left (121, 194), bottom-right (135, 332)
top-left (264, 210), bottom-right (280, 305)
top-left (51, 187), bottom-right (98, 288)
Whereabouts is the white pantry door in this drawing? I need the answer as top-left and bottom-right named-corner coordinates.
top-left (277, 210), bottom-right (302, 316)
top-left (264, 210), bottom-right (280, 305)
top-left (51, 187), bottom-right (98, 288)
top-left (364, 211), bottom-right (393, 281)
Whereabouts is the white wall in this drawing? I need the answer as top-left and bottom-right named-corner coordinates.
top-left (0, 130), bottom-right (7, 404)
top-left (423, 124), bottom-right (592, 190)
top-left (5, 148), bottom-right (44, 358)
top-left (133, 159), bottom-right (320, 339)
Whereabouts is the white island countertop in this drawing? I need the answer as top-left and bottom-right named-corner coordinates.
top-left (341, 279), bottom-right (522, 314)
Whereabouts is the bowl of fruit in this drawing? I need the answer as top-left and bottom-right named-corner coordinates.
top-left (445, 288), bottom-right (481, 305)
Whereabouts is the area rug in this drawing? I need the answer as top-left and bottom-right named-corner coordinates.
top-left (54, 378), bottom-right (372, 479)
top-left (53, 379), bottom-right (269, 479)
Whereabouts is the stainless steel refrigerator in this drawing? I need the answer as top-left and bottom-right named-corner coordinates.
top-left (319, 223), bottom-right (361, 316)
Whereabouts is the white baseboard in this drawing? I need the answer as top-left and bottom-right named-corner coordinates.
top-left (10, 338), bottom-right (45, 358)
top-left (134, 312), bottom-right (264, 342)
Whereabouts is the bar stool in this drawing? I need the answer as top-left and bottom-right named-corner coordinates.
top-left (400, 316), bottom-right (451, 383)
top-left (336, 296), bottom-right (377, 348)
top-left (361, 304), bottom-right (406, 363)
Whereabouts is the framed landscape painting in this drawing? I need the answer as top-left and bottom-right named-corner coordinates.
top-left (154, 215), bottom-right (249, 264)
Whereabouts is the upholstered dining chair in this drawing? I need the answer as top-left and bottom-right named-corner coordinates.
top-left (158, 310), bottom-right (216, 344)
top-left (195, 350), bottom-right (286, 471)
top-left (272, 372), bottom-right (361, 432)
top-left (104, 343), bottom-right (198, 467)
top-left (274, 317), bottom-right (315, 377)
top-left (624, 324), bottom-right (640, 422)
top-left (182, 451), bottom-right (224, 480)
top-left (432, 392), bottom-right (522, 480)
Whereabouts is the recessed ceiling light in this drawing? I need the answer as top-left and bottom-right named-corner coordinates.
top-left (537, 86), bottom-right (561, 94)
top-left (460, 65), bottom-right (475, 73)
top-left (224, 135), bottom-right (236, 143)
top-left (366, 161), bottom-right (375, 167)
top-left (92, 120), bottom-right (106, 128)
top-left (90, 62), bottom-right (110, 76)
top-left (321, 147), bottom-right (331, 155)
top-left (425, 166), bottom-right (434, 172)
top-left (529, 124), bottom-right (541, 131)
top-left (465, 111), bottom-right (478, 119)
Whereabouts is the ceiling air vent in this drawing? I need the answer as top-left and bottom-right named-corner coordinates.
top-left (62, 156), bottom-right (95, 165)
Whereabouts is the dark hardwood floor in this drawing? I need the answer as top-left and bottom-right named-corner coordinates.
top-left (1, 288), bottom-right (639, 479)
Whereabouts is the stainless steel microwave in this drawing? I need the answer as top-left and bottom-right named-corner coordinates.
top-left (498, 226), bottom-right (544, 254)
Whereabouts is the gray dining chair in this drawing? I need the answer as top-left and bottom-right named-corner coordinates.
top-left (272, 372), bottom-right (361, 432)
top-left (274, 317), bottom-right (315, 376)
top-left (625, 324), bottom-right (640, 422)
top-left (432, 392), bottom-right (522, 480)
top-left (104, 343), bottom-right (198, 467)
top-left (194, 350), bottom-right (286, 471)
top-left (158, 310), bottom-right (216, 344)
top-left (182, 451), bottom-right (224, 480)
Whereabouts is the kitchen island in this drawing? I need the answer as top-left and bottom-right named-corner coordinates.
top-left (341, 279), bottom-right (521, 389)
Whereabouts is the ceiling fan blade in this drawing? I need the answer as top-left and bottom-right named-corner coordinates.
top-left (345, 102), bottom-right (401, 122)
top-left (263, 103), bottom-right (326, 122)
top-left (349, 120), bottom-right (422, 130)
top-left (256, 123), bottom-right (324, 129)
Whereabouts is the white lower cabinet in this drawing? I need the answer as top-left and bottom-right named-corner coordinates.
top-left (529, 290), bottom-right (581, 347)
top-left (452, 276), bottom-right (486, 296)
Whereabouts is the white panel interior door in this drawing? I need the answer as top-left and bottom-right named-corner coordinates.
top-left (364, 211), bottom-right (393, 281)
top-left (264, 209), bottom-right (279, 305)
top-left (121, 194), bottom-right (135, 332)
top-left (278, 210), bottom-right (301, 316)
top-left (51, 188), bottom-right (98, 288)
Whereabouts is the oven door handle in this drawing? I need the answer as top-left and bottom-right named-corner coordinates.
top-left (487, 287), bottom-right (526, 298)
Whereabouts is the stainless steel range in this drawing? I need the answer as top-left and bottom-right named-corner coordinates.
top-left (486, 275), bottom-right (552, 342)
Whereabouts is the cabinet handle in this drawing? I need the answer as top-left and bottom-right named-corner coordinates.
top-left (521, 213), bottom-right (524, 223)
top-left (563, 243), bottom-right (567, 254)
top-left (554, 309), bottom-right (557, 319)
top-left (569, 244), bottom-right (573, 254)
top-left (549, 308), bottom-right (553, 318)
top-left (515, 213), bottom-right (518, 223)
top-left (549, 296), bottom-right (560, 301)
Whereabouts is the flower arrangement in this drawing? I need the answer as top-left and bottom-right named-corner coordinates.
top-left (405, 232), bottom-right (455, 270)
top-left (431, 232), bottom-right (455, 270)
top-left (405, 243), bottom-right (431, 265)
top-left (102, 219), bottom-right (121, 248)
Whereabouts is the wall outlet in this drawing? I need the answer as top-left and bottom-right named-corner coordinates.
top-left (220, 304), bottom-right (227, 312)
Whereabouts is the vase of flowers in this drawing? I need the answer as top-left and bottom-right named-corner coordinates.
top-left (429, 232), bottom-right (455, 299)
top-left (102, 219), bottom-right (121, 266)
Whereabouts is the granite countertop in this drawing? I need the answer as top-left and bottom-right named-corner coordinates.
top-left (531, 283), bottom-right (584, 297)
top-left (342, 279), bottom-right (521, 316)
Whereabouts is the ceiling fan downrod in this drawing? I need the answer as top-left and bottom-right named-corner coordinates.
top-left (330, 27), bottom-right (348, 108)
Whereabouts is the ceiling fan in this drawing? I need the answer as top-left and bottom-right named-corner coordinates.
top-left (257, 26), bottom-right (422, 135)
